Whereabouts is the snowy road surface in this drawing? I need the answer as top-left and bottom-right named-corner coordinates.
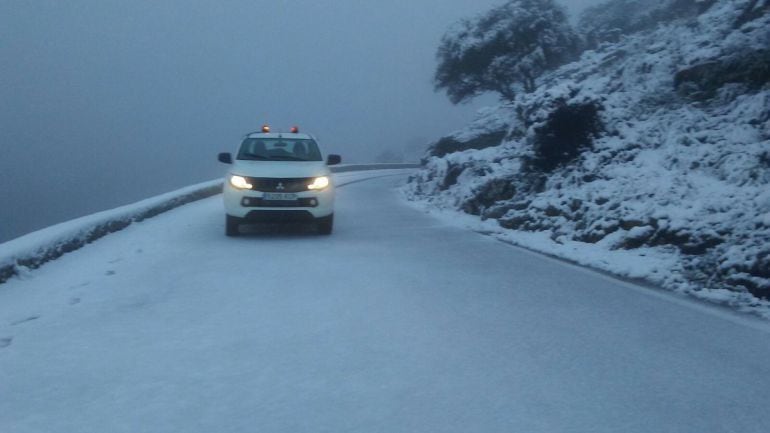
top-left (1, 170), bottom-right (770, 433)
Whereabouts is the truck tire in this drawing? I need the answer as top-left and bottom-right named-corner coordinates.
top-left (226, 215), bottom-right (241, 237)
top-left (316, 214), bottom-right (333, 235)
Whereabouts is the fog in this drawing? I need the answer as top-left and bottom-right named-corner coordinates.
top-left (0, 0), bottom-right (600, 242)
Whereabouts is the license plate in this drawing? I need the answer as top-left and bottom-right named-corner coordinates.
top-left (263, 192), bottom-right (298, 201)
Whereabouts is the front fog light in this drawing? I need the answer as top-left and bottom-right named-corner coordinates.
top-left (230, 175), bottom-right (253, 190)
top-left (307, 176), bottom-right (330, 190)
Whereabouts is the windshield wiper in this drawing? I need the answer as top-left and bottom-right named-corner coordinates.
top-left (238, 153), bottom-right (270, 160)
top-left (269, 155), bottom-right (306, 161)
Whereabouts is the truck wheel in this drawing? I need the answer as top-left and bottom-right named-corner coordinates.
top-left (226, 215), bottom-right (241, 237)
top-left (316, 214), bottom-right (333, 235)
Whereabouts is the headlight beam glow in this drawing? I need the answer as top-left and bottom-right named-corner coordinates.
top-left (230, 175), bottom-right (253, 190)
top-left (307, 176), bottom-right (330, 190)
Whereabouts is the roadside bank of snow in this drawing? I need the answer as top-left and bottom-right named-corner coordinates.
top-left (402, 196), bottom-right (770, 320)
top-left (0, 180), bottom-right (223, 285)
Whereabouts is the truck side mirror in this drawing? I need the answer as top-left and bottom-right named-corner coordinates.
top-left (218, 152), bottom-right (233, 164)
top-left (327, 154), bottom-right (342, 166)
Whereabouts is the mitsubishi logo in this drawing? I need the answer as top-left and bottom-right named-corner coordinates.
top-left (276, 182), bottom-right (285, 191)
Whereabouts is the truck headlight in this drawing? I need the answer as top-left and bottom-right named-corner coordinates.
top-left (230, 175), bottom-right (253, 190)
top-left (307, 176), bottom-right (330, 190)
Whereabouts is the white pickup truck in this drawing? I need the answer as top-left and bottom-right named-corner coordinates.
top-left (217, 125), bottom-right (341, 236)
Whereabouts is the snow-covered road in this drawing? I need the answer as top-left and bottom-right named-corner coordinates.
top-left (1, 170), bottom-right (769, 432)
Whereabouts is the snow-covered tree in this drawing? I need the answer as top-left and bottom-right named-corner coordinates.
top-left (434, 0), bottom-right (579, 104)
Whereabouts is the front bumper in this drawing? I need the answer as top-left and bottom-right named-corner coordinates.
top-left (223, 181), bottom-right (334, 220)
top-left (241, 209), bottom-right (317, 222)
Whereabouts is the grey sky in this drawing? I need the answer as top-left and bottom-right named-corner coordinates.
top-left (0, 0), bottom-right (601, 242)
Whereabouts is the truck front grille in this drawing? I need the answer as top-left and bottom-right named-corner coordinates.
top-left (245, 177), bottom-right (313, 193)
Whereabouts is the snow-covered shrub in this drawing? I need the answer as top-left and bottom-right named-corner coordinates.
top-left (675, 49), bottom-right (770, 99)
top-left (428, 130), bottom-right (507, 158)
top-left (462, 177), bottom-right (518, 216)
top-left (579, 0), bottom-right (717, 48)
top-left (529, 100), bottom-right (603, 172)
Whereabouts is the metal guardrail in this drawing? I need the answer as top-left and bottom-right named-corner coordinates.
top-left (330, 163), bottom-right (421, 173)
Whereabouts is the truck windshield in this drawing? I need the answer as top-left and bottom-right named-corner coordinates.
top-left (237, 138), bottom-right (323, 162)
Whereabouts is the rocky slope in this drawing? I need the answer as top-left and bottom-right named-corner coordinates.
top-left (407, 0), bottom-right (770, 312)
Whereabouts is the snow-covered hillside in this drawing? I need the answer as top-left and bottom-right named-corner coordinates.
top-left (407, 0), bottom-right (770, 314)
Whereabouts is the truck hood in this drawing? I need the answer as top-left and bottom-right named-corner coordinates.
top-left (229, 160), bottom-right (330, 179)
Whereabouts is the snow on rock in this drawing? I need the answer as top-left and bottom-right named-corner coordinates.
top-left (407, 0), bottom-right (770, 316)
top-left (424, 106), bottom-right (515, 158)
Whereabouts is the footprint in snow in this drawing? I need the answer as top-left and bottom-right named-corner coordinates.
top-left (69, 297), bottom-right (81, 305)
top-left (105, 270), bottom-right (116, 276)
top-left (0, 338), bottom-right (12, 348)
